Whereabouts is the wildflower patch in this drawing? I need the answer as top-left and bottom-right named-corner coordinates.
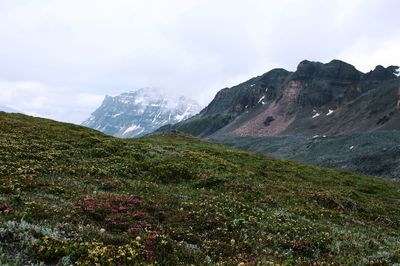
top-left (75, 194), bottom-right (149, 232)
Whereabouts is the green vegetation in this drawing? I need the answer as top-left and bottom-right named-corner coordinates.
top-left (0, 112), bottom-right (399, 265)
top-left (161, 113), bottom-right (232, 137)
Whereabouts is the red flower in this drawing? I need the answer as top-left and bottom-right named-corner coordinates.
top-left (74, 194), bottom-right (149, 232)
top-left (128, 197), bottom-right (141, 204)
top-left (0, 204), bottom-right (12, 213)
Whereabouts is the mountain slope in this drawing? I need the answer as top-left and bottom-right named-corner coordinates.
top-left (83, 88), bottom-right (201, 138)
top-left (157, 60), bottom-right (400, 179)
top-left (1, 112), bottom-right (400, 265)
top-left (159, 60), bottom-right (400, 138)
top-left (215, 131), bottom-right (400, 179)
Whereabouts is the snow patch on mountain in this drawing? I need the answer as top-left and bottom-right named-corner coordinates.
top-left (112, 112), bottom-right (123, 118)
top-left (326, 109), bottom-right (334, 116)
top-left (312, 113), bottom-right (320, 118)
top-left (123, 124), bottom-right (142, 135)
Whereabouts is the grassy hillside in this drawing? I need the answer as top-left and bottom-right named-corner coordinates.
top-left (0, 112), bottom-right (400, 265)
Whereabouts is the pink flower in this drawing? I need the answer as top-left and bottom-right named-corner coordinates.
top-left (0, 204), bottom-right (12, 213)
top-left (136, 221), bottom-right (147, 228)
top-left (128, 197), bottom-right (141, 204)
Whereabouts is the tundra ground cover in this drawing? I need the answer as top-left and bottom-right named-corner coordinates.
top-left (0, 112), bottom-right (399, 265)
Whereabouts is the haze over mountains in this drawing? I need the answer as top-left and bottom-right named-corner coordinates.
top-left (82, 88), bottom-right (201, 138)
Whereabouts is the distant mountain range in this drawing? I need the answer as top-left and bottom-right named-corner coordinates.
top-left (157, 60), bottom-right (400, 178)
top-left (82, 88), bottom-right (201, 138)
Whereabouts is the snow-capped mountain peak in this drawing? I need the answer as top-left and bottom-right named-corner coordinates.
top-left (82, 88), bottom-right (201, 138)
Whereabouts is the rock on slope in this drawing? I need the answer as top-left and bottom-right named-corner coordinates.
top-left (82, 88), bottom-right (201, 138)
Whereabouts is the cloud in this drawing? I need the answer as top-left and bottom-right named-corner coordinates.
top-left (0, 80), bottom-right (103, 123)
top-left (0, 0), bottom-right (399, 123)
top-left (339, 36), bottom-right (400, 72)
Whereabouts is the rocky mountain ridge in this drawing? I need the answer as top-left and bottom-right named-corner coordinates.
top-left (159, 60), bottom-right (399, 138)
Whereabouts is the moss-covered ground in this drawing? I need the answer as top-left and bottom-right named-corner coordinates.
top-left (0, 112), bottom-right (399, 265)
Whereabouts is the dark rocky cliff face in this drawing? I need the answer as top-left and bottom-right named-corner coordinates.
top-left (293, 60), bottom-right (362, 82)
top-left (203, 68), bottom-right (291, 115)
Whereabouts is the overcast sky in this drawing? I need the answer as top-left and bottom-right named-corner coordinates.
top-left (0, 0), bottom-right (399, 124)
